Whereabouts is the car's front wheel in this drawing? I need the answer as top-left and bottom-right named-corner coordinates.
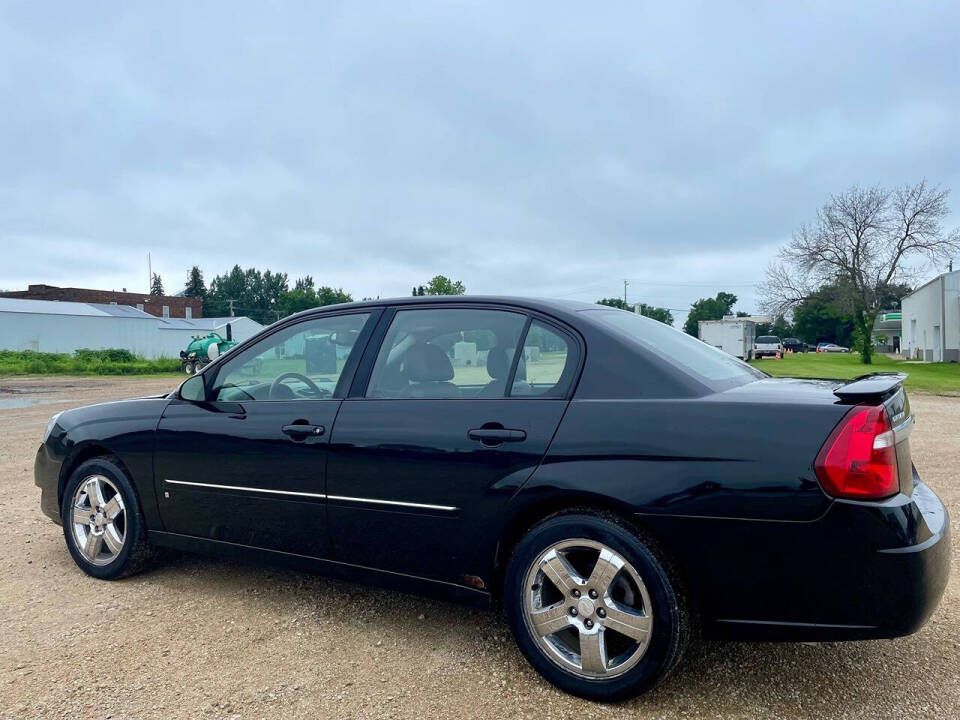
top-left (504, 512), bottom-right (690, 701)
top-left (61, 456), bottom-right (154, 580)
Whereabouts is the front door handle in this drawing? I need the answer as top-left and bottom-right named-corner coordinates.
top-left (282, 424), bottom-right (326, 439)
top-left (468, 427), bottom-right (527, 446)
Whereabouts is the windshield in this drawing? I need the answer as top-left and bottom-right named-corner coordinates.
top-left (588, 309), bottom-right (765, 390)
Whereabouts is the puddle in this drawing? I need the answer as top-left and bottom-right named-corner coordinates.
top-left (0, 397), bottom-right (60, 410)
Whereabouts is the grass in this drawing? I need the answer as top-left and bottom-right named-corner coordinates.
top-left (749, 351), bottom-right (960, 395)
top-left (0, 349), bottom-right (181, 376)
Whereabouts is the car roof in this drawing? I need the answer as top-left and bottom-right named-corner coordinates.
top-left (300, 295), bottom-right (597, 314)
top-left (292, 295), bottom-right (605, 329)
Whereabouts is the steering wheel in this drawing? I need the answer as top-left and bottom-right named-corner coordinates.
top-left (269, 372), bottom-right (329, 399)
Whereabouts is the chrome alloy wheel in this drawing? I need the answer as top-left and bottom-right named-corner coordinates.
top-left (522, 539), bottom-right (653, 679)
top-left (71, 475), bottom-right (126, 566)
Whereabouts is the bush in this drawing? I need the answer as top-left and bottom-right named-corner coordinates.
top-left (0, 349), bottom-right (180, 376)
top-left (74, 348), bottom-right (138, 363)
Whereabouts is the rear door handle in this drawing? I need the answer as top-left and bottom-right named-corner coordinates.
top-left (282, 424), bottom-right (326, 438)
top-left (468, 427), bottom-right (527, 445)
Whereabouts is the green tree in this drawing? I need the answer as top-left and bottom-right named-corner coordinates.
top-left (422, 275), bottom-right (465, 295)
top-left (791, 285), bottom-right (855, 346)
top-left (761, 182), bottom-right (958, 363)
top-left (279, 277), bottom-right (353, 316)
top-left (150, 273), bottom-right (164, 296)
top-left (754, 315), bottom-right (794, 338)
top-left (637, 304), bottom-right (674, 326)
top-left (206, 265), bottom-right (290, 323)
top-left (315, 286), bottom-right (352, 306)
top-left (877, 282), bottom-right (913, 310)
top-left (183, 266), bottom-right (206, 299)
top-left (596, 298), bottom-right (673, 325)
top-left (683, 292), bottom-right (738, 336)
top-left (596, 297), bottom-right (630, 310)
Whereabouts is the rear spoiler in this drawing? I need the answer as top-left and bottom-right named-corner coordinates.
top-left (833, 372), bottom-right (907, 403)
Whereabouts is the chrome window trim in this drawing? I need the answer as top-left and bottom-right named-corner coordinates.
top-left (163, 479), bottom-right (458, 512)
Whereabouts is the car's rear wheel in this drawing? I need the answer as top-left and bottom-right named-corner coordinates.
top-left (61, 456), bottom-right (154, 580)
top-left (504, 512), bottom-right (690, 701)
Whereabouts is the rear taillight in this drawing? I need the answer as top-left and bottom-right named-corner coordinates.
top-left (815, 405), bottom-right (899, 499)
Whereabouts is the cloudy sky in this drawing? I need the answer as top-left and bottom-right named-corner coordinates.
top-left (1, 2), bottom-right (958, 322)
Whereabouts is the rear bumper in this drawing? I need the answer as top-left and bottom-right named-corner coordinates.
top-left (648, 470), bottom-right (951, 642)
top-left (35, 443), bottom-right (63, 524)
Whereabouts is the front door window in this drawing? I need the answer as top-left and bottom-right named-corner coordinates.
top-left (213, 313), bottom-right (370, 401)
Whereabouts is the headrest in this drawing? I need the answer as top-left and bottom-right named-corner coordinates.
top-left (486, 346), bottom-right (510, 379)
top-left (402, 343), bottom-right (454, 382)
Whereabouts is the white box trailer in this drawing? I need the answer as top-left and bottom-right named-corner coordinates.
top-left (698, 318), bottom-right (757, 360)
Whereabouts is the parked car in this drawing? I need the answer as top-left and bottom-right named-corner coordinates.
top-left (753, 334), bottom-right (782, 358)
top-left (782, 337), bottom-right (807, 353)
top-left (36, 297), bottom-right (948, 702)
top-left (820, 343), bottom-right (850, 353)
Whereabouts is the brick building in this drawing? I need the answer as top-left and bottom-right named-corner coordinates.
top-left (0, 284), bottom-right (202, 319)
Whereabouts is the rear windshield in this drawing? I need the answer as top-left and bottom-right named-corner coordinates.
top-left (756, 336), bottom-right (780, 344)
top-left (588, 310), bottom-right (765, 390)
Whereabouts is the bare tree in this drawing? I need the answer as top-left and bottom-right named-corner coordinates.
top-left (760, 181), bottom-right (959, 363)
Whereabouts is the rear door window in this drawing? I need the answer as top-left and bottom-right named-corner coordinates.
top-left (511, 320), bottom-right (577, 397)
top-left (366, 308), bottom-right (527, 398)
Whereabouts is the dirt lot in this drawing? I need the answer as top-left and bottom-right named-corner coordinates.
top-left (1, 376), bottom-right (957, 719)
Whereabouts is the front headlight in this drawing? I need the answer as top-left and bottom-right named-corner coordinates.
top-left (43, 412), bottom-right (62, 443)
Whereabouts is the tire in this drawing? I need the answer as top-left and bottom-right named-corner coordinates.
top-left (60, 456), bottom-right (154, 580)
top-left (504, 511), bottom-right (690, 702)
top-left (183, 361), bottom-right (194, 375)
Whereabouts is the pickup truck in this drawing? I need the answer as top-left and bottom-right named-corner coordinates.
top-left (754, 335), bottom-right (782, 358)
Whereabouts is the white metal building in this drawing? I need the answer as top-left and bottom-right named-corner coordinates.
top-left (0, 298), bottom-right (263, 359)
top-left (901, 269), bottom-right (960, 363)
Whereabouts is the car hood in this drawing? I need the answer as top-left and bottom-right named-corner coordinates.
top-left (54, 395), bottom-right (173, 433)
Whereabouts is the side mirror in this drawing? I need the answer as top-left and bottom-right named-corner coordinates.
top-left (179, 374), bottom-right (206, 402)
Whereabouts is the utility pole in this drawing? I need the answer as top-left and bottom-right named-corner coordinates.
top-left (228, 299), bottom-right (235, 317)
top-left (623, 279), bottom-right (629, 308)
top-left (147, 252), bottom-right (152, 293)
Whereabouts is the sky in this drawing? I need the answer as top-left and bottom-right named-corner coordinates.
top-left (1, 1), bottom-right (958, 325)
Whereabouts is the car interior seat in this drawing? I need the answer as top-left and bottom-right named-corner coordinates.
top-left (399, 343), bottom-right (460, 398)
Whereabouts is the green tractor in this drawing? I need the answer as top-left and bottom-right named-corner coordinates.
top-left (180, 326), bottom-right (237, 374)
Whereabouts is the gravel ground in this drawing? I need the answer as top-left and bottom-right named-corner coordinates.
top-left (0, 376), bottom-right (956, 719)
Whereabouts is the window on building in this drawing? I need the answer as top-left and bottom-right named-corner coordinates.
top-left (136, 303), bottom-right (144, 311)
top-left (162, 306), bottom-right (170, 318)
top-left (185, 307), bottom-right (193, 319)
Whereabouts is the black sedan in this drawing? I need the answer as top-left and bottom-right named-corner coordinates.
top-left (35, 296), bottom-right (950, 701)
